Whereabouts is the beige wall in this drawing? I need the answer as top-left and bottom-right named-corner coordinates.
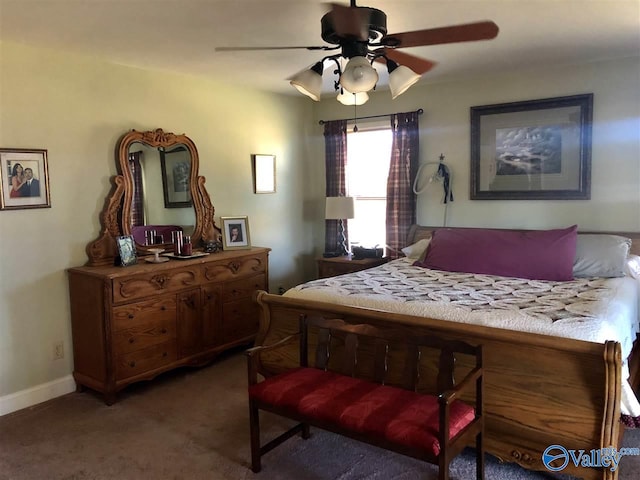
top-left (0, 42), bottom-right (313, 409)
top-left (311, 56), bottom-right (640, 245)
top-left (1, 40), bottom-right (638, 413)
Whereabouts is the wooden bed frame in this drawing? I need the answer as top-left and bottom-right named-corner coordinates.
top-left (253, 226), bottom-right (640, 480)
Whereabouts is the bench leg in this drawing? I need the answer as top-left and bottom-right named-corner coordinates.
top-left (476, 432), bottom-right (484, 480)
top-left (249, 399), bottom-right (261, 473)
top-left (301, 423), bottom-right (310, 439)
top-left (438, 458), bottom-right (449, 480)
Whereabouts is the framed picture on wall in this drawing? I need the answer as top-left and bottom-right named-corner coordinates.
top-left (221, 216), bottom-right (251, 250)
top-left (160, 146), bottom-right (192, 208)
top-left (252, 154), bottom-right (276, 194)
top-left (470, 94), bottom-right (593, 200)
top-left (0, 148), bottom-right (51, 210)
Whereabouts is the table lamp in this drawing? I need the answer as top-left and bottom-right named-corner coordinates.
top-left (325, 196), bottom-right (355, 256)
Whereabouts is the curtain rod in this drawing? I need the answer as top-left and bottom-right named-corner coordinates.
top-left (318, 108), bottom-right (423, 125)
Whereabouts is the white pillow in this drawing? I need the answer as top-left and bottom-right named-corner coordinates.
top-left (401, 238), bottom-right (431, 261)
top-left (625, 255), bottom-right (640, 279)
top-left (573, 234), bottom-right (632, 278)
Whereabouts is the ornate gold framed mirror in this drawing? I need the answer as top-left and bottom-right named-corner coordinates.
top-left (86, 128), bottom-right (218, 266)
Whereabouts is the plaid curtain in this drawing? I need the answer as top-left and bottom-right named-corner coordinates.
top-left (128, 151), bottom-right (145, 227)
top-left (386, 112), bottom-right (419, 258)
top-left (323, 120), bottom-right (348, 253)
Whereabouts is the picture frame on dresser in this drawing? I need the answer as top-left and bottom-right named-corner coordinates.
top-left (221, 216), bottom-right (251, 250)
top-left (0, 148), bottom-right (51, 210)
top-left (116, 235), bottom-right (137, 266)
top-left (470, 94), bottom-right (593, 200)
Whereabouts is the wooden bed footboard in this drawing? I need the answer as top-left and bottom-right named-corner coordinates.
top-left (254, 291), bottom-right (624, 480)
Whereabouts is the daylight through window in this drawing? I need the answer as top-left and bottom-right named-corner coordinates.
top-left (346, 127), bottom-right (392, 251)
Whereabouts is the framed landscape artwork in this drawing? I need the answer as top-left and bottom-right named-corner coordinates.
top-left (0, 148), bottom-right (51, 210)
top-left (470, 94), bottom-right (593, 200)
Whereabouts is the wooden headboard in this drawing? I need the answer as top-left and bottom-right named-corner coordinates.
top-left (406, 224), bottom-right (640, 256)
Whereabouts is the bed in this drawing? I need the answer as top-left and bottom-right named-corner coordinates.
top-left (253, 225), bottom-right (640, 480)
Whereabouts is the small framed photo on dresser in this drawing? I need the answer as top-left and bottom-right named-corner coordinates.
top-left (116, 235), bottom-right (138, 266)
top-left (221, 216), bottom-right (251, 250)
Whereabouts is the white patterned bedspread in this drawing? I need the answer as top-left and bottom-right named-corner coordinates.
top-left (285, 258), bottom-right (640, 421)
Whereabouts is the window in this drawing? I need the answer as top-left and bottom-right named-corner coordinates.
top-left (346, 126), bottom-right (392, 249)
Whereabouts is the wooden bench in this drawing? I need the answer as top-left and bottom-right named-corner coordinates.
top-left (246, 314), bottom-right (485, 480)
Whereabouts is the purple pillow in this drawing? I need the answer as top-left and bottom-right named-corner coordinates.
top-left (414, 225), bottom-right (578, 281)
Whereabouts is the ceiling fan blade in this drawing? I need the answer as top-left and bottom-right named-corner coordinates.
top-left (215, 46), bottom-right (335, 52)
top-left (375, 49), bottom-right (436, 75)
top-left (329, 3), bottom-right (370, 41)
top-left (383, 21), bottom-right (499, 48)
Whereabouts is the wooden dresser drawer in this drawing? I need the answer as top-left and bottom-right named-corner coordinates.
top-left (115, 341), bottom-right (177, 380)
top-left (203, 253), bottom-right (267, 283)
top-left (220, 298), bottom-right (260, 343)
top-left (112, 297), bottom-right (176, 331)
top-left (112, 266), bottom-right (200, 303)
top-left (223, 273), bottom-right (266, 300)
top-left (112, 316), bottom-right (177, 356)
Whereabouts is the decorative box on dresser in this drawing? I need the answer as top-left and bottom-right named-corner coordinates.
top-left (68, 247), bottom-right (269, 404)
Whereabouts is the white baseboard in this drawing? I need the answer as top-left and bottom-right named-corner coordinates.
top-left (0, 375), bottom-right (76, 416)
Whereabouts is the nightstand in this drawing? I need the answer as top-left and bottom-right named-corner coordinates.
top-left (317, 255), bottom-right (389, 279)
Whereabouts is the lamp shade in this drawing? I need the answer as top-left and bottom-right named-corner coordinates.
top-left (339, 56), bottom-right (379, 94)
top-left (290, 62), bottom-right (324, 101)
top-left (325, 196), bottom-right (355, 219)
top-left (336, 90), bottom-right (369, 106)
top-left (388, 63), bottom-right (421, 99)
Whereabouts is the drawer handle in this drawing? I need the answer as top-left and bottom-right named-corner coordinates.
top-left (161, 306), bottom-right (167, 311)
top-left (229, 262), bottom-right (240, 273)
top-left (128, 314), bottom-right (134, 319)
top-left (129, 338), bottom-right (135, 344)
top-left (162, 352), bottom-right (168, 358)
top-left (161, 328), bottom-right (167, 334)
top-left (150, 275), bottom-right (169, 289)
top-left (129, 361), bottom-right (136, 368)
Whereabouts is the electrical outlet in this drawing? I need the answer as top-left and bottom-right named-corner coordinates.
top-left (54, 341), bottom-right (64, 360)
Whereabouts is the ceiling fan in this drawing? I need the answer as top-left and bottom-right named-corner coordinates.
top-left (215, 1), bottom-right (499, 104)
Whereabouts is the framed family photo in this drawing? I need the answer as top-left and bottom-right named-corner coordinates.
top-left (0, 148), bottom-right (51, 210)
top-left (116, 235), bottom-right (138, 266)
top-left (470, 94), bottom-right (593, 200)
top-left (221, 216), bottom-right (251, 250)
top-left (252, 154), bottom-right (276, 194)
top-left (160, 146), bottom-right (192, 208)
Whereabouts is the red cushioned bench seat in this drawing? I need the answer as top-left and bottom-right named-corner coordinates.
top-left (249, 366), bottom-right (475, 457)
top-left (246, 315), bottom-right (484, 480)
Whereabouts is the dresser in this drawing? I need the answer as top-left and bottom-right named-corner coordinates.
top-left (68, 247), bottom-right (269, 404)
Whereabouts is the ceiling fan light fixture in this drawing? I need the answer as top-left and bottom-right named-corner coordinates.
top-left (387, 59), bottom-right (421, 99)
top-left (339, 56), bottom-right (379, 94)
top-left (336, 90), bottom-right (369, 105)
top-left (290, 61), bottom-right (324, 101)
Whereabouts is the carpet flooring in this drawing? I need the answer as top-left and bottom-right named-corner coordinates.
top-left (1, 350), bottom-right (638, 480)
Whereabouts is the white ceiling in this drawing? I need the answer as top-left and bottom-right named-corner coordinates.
top-left (1, 0), bottom-right (638, 98)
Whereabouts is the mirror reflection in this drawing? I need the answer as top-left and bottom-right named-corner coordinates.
top-left (128, 142), bottom-right (196, 241)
